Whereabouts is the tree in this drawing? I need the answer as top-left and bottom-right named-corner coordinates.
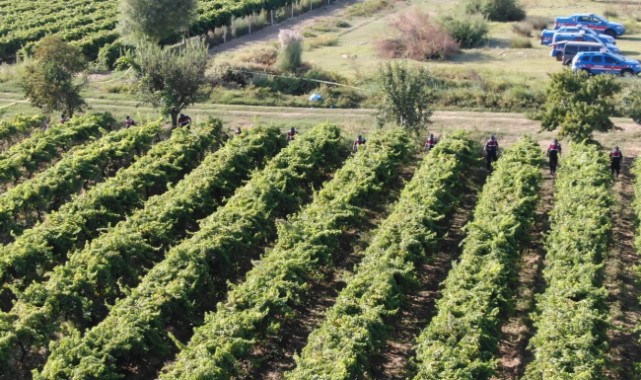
top-left (465, 0), bottom-right (525, 21)
top-left (539, 69), bottom-right (620, 142)
top-left (20, 37), bottom-right (88, 117)
top-left (119, 0), bottom-right (197, 44)
top-left (376, 62), bottom-right (438, 136)
top-left (619, 82), bottom-right (641, 125)
top-left (128, 38), bottom-right (209, 128)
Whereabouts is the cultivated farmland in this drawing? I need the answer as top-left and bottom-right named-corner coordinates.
top-left (0, 116), bottom-right (636, 380)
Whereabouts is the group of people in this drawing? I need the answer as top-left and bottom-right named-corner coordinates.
top-left (545, 139), bottom-right (623, 177)
top-left (122, 113), bottom-right (191, 128)
top-left (425, 134), bottom-right (624, 177)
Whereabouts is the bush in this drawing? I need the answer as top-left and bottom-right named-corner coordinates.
top-left (526, 15), bottom-right (551, 30)
top-left (465, 0), bottom-right (526, 22)
top-left (377, 10), bottom-right (459, 60)
top-left (623, 18), bottom-right (640, 34)
top-left (276, 29), bottom-right (303, 72)
top-left (318, 84), bottom-right (365, 108)
top-left (510, 36), bottom-right (532, 48)
top-left (346, 0), bottom-right (391, 17)
top-left (439, 14), bottom-right (489, 48)
top-left (619, 83), bottom-right (641, 124)
top-left (97, 41), bottom-right (129, 71)
top-left (512, 22), bottom-right (532, 37)
top-left (306, 34), bottom-right (339, 50)
top-left (376, 62), bottom-right (438, 134)
top-left (604, 7), bottom-right (619, 19)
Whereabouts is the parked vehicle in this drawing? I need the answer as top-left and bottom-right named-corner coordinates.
top-left (561, 42), bottom-right (605, 65)
top-left (550, 32), bottom-right (619, 60)
top-left (571, 51), bottom-right (641, 76)
top-left (554, 13), bottom-right (625, 38)
top-left (540, 26), bottom-right (615, 45)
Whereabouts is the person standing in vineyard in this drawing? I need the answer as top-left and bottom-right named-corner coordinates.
top-left (484, 135), bottom-right (499, 172)
top-left (424, 134), bottom-right (438, 151)
top-left (353, 135), bottom-right (366, 152)
top-left (286, 127), bottom-right (297, 143)
top-left (546, 139), bottom-right (562, 174)
top-left (178, 113), bottom-right (191, 128)
top-left (124, 116), bottom-right (136, 128)
top-left (610, 146), bottom-right (623, 178)
top-left (60, 113), bottom-right (69, 124)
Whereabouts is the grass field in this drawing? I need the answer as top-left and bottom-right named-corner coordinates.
top-left (0, 0), bottom-right (640, 140)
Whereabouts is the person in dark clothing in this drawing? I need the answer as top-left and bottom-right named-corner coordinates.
top-left (610, 146), bottom-right (623, 177)
top-left (424, 134), bottom-right (438, 152)
top-left (546, 139), bottom-right (562, 174)
top-left (178, 113), bottom-right (191, 127)
top-left (353, 135), bottom-right (366, 152)
top-left (286, 127), bottom-right (297, 143)
top-left (124, 116), bottom-right (136, 128)
top-left (484, 135), bottom-right (499, 172)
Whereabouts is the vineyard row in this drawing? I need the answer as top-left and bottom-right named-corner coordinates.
top-left (35, 123), bottom-right (343, 379)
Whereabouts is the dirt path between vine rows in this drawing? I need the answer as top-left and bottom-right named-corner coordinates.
top-left (603, 157), bottom-right (641, 380)
top-left (494, 170), bottom-right (555, 380)
top-left (368, 167), bottom-right (485, 380)
top-left (247, 161), bottom-right (416, 380)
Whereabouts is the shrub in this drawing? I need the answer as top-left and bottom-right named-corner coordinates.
top-left (526, 15), bottom-right (551, 30)
top-left (317, 84), bottom-right (365, 107)
top-left (276, 29), bottom-right (303, 72)
top-left (439, 14), bottom-right (489, 48)
top-left (512, 22), bottom-right (533, 37)
top-left (346, 0), bottom-right (391, 18)
top-left (603, 7), bottom-right (619, 19)
top-left (619, 83), bottom-right (641, 124)
top-left (510, 36), bottom-right (532, 48)
top-left (97, 41), bottom-right (129, 71)
top-left (539, 70), bottom-right (621, 142)
top-left (623, 18), bottom-right (640, 34)
top-left (466, 0), bottom-right (526, 22)
top-left (376, 62), bottom-right (439, 135)
top-left (377, 10), bottom-right (459, 60)
top-left (306, 34), bottom-right (339, 50)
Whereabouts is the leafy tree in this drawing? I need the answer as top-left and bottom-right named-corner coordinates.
top-left (619, 82), bottom-right (641, 125)
top-left (119, 0), bottom-right (197, 44)
top-left (465, 0), bottom-right (525, 21)
top-left (20, 36), bottom-right (88, 117)
top-left (376, 62), bottom-right (438, 136)
top-left (127, 38), bottom-right (209, 128)
top-left (439, 14), bottom-right (489, 48)
top-left (539, 69), bottom-right (620, 142)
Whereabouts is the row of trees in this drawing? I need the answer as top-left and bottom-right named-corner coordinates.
top-left (21, 0), bottom-right (208, 127)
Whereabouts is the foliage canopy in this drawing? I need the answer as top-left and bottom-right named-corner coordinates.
top-left (539, 70), bottom-right (620, 142)
top-left (127, 38), bottom-right (210, 127)
top-left (376, 62), bottom-right (438, 136)
top-left (119, 0), bottom-right (197, 44)
top-left (20, 37), bottom-right (88, 117)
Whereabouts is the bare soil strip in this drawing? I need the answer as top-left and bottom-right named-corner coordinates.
top-left (246, 162), bottom-right (417, 380)
top-left (603, 159), bottom-right (641, 379)
top-left (368, 172), bottom-right (483, 380)
top-left (494, 171), bottom-right (555, 380)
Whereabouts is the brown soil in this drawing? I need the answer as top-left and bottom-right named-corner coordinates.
top-left (368, 169), bottom-right (484, 380)
top-left (603, 158), bottom-right (641, 379)
top-left (494, 170), bottom-right (555, 379)
top-left (246, 161), bottom-right (417, 379)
